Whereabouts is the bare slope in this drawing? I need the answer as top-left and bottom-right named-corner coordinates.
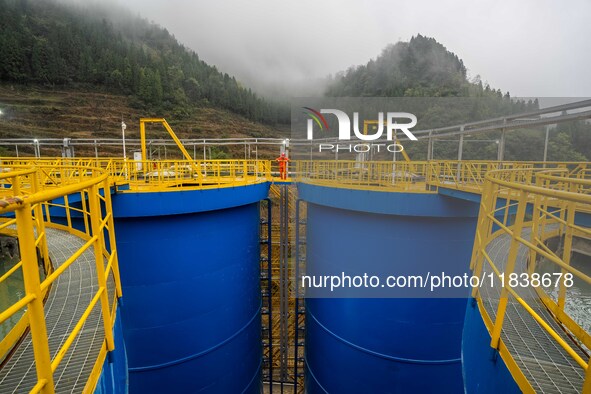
top-left (0, 84), bottom-right (288, 157)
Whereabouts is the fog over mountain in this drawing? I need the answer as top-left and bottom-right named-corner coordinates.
top-left (101, 0), bottom-right (591, 98)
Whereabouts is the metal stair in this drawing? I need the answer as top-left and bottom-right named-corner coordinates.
top-left (260, 199), bottom-right (274, 390)
top-left (293, 198), bottom-right (307, 394)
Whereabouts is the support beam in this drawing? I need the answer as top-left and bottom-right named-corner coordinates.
top-left (543, 125), bottom-right (551, 162)
top-left (139, 118), bottom-right (201, 177)
top-left (457, 127), bottom-right (465, 161)
top-left (498, 125), bottom-right (506, 161)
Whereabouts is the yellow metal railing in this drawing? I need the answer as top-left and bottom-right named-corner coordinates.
top-left (470, 167), bottom-right (591, 393)
top-left (4, 158), bottom-right (583, 194)
top-left (1, 157), bottom-right (273, 191)
top-left (3, 158), bottom-right (589, 195)
top-left (295, 160), bottom-right (430, 192)
top-left (295, 160), bottom-right (588, 193)
top-left (106, 158), bottom-right (272, 190)
top-left (0, 165), bottom-right (121, 394)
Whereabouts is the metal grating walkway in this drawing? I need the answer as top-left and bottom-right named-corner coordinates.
top-left (480, 228), bottom-right (588, 393)
top-left (0, 228), bottom-right (116, 393)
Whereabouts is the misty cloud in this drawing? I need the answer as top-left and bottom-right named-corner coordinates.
top-left (96, 0), bottom-right (590, 97)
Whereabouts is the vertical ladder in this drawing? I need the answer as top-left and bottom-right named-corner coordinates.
top-left (260, 198), bottom-right (273, 392)
top-left (279, 185), bottom-right (290, 391)
top-left (293, 198), bottom-right (307, 393)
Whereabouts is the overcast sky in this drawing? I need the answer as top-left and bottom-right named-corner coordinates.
top-left (113, 0), bottom-right (590, 98)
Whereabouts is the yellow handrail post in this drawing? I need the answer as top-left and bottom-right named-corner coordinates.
top-left (558, 183), bottom-right (576, 310)
top-left (140, 120), bottom-right (147, 167)
top-left (31, 171), bottom-right (50, 267)
top-left (64, 194), bottom-right (72, 229)
top-left (490, 189), bottom-right (528, 349)
top-left (558, 188), bottom-right (568, 239)
top-left (528, 176), bottom-right (543, 276)
top-left (470, 180), bottom-right (495, 271)
top-left (102, 178), bottom-right (122, 298)
top-left (16, 203), bottom-right (55, 394)
top-left (471, 181), bottom-right (498, 299)
top-left (80, 190), bottom-right (90, 236)
top-left (538, 177), bottom-right (549, 243)
top-left (427, 161), bottom-right (435, 187)
top-left (88, 184), bottom-right (115, 352)
top-left (583, 359), bottom-right (591, 394)
top-left (43, 200), bottom-right (51, 224)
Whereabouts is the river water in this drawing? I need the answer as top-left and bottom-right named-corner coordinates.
top-left (537, 250), bottom-right (591, 337)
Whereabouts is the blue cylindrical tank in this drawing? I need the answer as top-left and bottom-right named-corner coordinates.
top-left (94, 308), bottom-right (128, 394)
top-left (110, 184), bottom-right (268, 393)
top-left (461, 298), bottom-right (520, 394)
top-left (298, 184), bottom-right (479, 393)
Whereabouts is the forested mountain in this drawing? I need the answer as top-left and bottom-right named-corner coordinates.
top-left (326, 35), bottom-right (541, 128)
top-left (326, 35), bottom-right (591, 161)
top-left (327, 35), bottom-right (472, 97)
top-left (0, 0), bottom-right (286, 124)
top-left (326, 35), bottom-right (532, 105)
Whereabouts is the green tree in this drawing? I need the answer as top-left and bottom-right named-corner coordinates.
top-left (547, 132), bottom-right (587, 161)
top-left (0, 0), bottom-right (286, 123)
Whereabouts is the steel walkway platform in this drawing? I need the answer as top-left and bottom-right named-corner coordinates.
top-left (0, 227), bottom-right (116, 393)
top-left (480, 228), bottom-right (588, 393)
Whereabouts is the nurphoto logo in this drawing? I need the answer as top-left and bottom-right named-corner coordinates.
top-left (303, 107), bottom-right (418, 153)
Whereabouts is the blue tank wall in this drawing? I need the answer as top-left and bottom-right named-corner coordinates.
top-left (110, 184), bottom-right (268, 393)
top-left (298, 184), bottom-right (479, 393)
top-left (94, 307), bottom-right (128, 394)
top-left (462, 298), bottom-right (520, 393)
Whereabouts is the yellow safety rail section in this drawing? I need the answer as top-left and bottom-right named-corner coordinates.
top-left (295, 160), bottom-right (431, 192)
top-left (470, 167), bottom-right (591, 393)
top-left (1, 157), bottom-right (588, 195)
top-left (428, 161), bottom-right (588, 193)
top-left (0, 158), bottom-right (273, 192)
top-left (530, 172), bottom-right (591, 352)
top-left (104, 159), bottom-right (272, 190)
top-left (0, 165), bottom-right (122, 394)
top-left (0, 169), bottom-right (53, 365)
top-left (295, 160), bottom-right (588, 193)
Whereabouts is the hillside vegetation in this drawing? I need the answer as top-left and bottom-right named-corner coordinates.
top-left (0, 0), bottom-right (287, 124)
top-left (0, 84), bottom-right (286, 158)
